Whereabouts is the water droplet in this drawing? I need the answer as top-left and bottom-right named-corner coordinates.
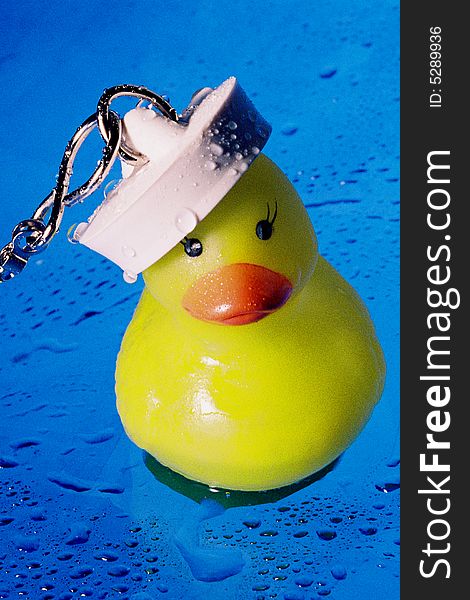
top-left (175, 208), bottom-right (198, 233)
top-left (243, 519), bottom-right (261, 529)
top-left (79, 428), bottom-right (114, 445)
top-left (112, 584), bottom-right (130, 593)
top-left (30, 510), bottom-right (46, 522)
top-left (209, 143), bottom-right (224, 157)
top-left (69, 565), bottom-right (93, 579)
top-left (145, 555), bottom-right (158, 563)
top-left (330, 516), bottom-right (343, 523)
top-left (94, 551), bottom-right (119, 562)
top-left (375, 478), bottom-right (400, 493)
top-left (320, 66), bottom-right (337, 79)
top-left (316, 529), bottom-right (337, 541)
top-left (48, 474), bottom-right (91, 493)
top-left (359, 526), bottom-right (378, 536)
top-left (247, 110), bottom-right (256, 122)
top-left (65, 523), bottom-right (91, 545)
top-left (205, 160), bottom-right (217, 171)
top-left (281, 124), bottom-right (298, 136)
top-left (293, 530), bottom-right (308, 538)
top-left (140, 109), bottom-right (156, 122)
top-left (97, 484), bottom-right (124, 494)
top-left (14, 535), bottom-right (39, 553)
top-left (259, 530), bottom-right (278, 537)
top-left (66, 224), bottom-right (80, 245)
top-left (331, 564), bottom-right (347, 580)
top-left (108, 564), bottom-right (130, 577)
top-left (123, 271), bottom-right (137, 284)
top-left (57, 553), bottom-right (73, 561)
top-left (9, 438), bottom-right (40, 450)
top-left (103, 179), bottom-right (119, 199)
top-left (295, 576), bottom-right (313, 587)
top-left (227, 120), bottom-right (237, 130)
top-left (252, 584), bottom-right (270, 591)
top-left (121, 246), bottom-right (136, 258)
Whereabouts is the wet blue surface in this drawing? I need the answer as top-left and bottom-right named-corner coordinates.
top-left (0, 1), bottom-right (399, 598)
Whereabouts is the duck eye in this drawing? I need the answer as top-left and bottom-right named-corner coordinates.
top-left (256, 201), bottom-right (277, 241)
top-left (182, 237), bottom-right (203, 257)
top-left (256, 219), bottom-right (273, 240)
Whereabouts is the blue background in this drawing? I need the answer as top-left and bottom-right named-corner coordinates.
top-left (0, 1), bottom-right (399, 598)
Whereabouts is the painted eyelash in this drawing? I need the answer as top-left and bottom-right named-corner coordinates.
top-left (266, 201), bottom-right (278, 224)
top-left (256, 201), bottom-right (278, 241)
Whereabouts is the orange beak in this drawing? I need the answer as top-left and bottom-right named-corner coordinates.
top-left (182, 263), bottom-right (293, 325)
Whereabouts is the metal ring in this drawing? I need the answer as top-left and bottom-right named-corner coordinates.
top-left (12, 219), bottom-right (47, 256)
top-left (97, 85), bottom-right (179, 163)
top-left (1, 83), bottom-right (179, 283)
top-left (62, 110), bottom-right (122, 207)
top-left (31, 86), bottom-right (178, 250)
top-left (30, 110), bottom-right (122, 251)
top-left (0, 242), bottom-right (27, 281)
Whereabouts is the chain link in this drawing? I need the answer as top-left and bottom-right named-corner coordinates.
top-left (0, 85), bottom-right (178, 283)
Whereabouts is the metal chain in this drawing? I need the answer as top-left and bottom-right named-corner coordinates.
top-left (0, 85), bottom-right (178, 283)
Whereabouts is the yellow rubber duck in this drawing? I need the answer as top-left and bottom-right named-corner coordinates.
top-left (115, 153), bottom-right (385, 491)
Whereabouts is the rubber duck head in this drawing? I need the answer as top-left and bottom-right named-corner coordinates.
top-left (143, 154), bottom-right (318, 325)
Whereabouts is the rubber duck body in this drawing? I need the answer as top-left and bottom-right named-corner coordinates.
top-left (116, 154), bottom-right (385, 491)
